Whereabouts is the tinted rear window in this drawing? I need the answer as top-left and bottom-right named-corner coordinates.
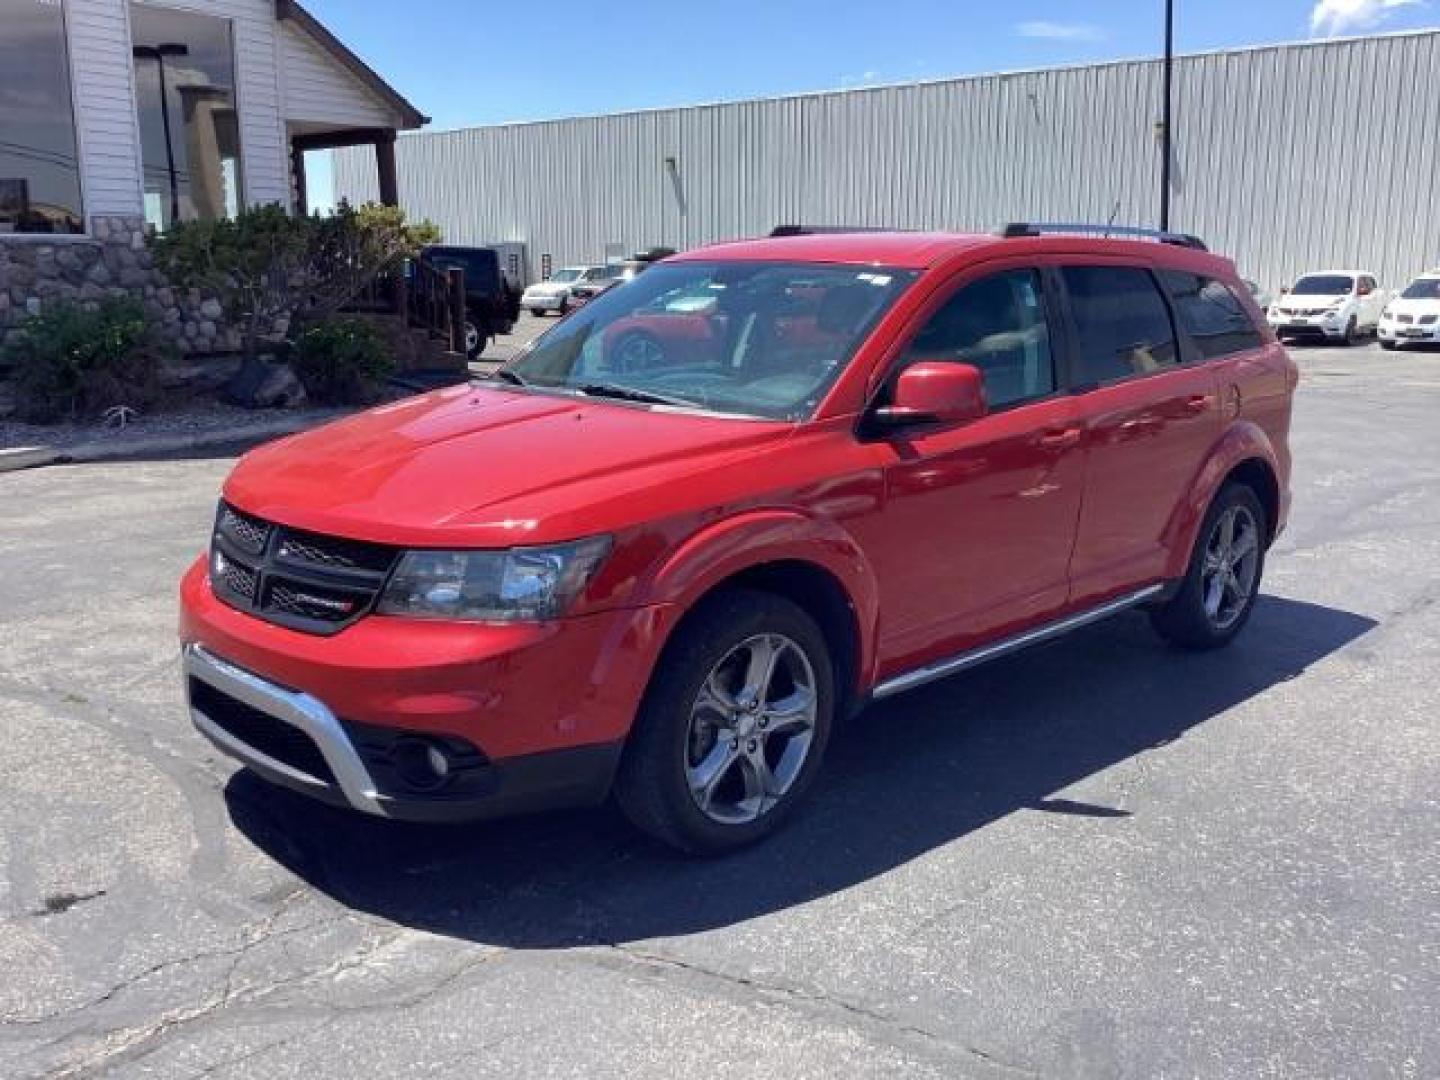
top-left (1160, 270), bottom-right (1264, 359)
top-left (1062, 266), bottom-right (1178, 384)
top-left (426, 248), bottom-right (500, 291)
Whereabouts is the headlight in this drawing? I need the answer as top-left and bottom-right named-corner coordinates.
top-left (377, 537), bottom-right (611, 621)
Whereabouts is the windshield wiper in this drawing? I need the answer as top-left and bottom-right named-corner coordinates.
top-left (490, 368), bottom-right (529, 387)
top-left (574, 382), bottom-right (701, 409)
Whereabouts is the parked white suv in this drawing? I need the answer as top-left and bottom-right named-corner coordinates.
top-left (521, 266), bottom-right (609, 316)
top-left (1378, 270), bottom-right (1440, 350)
top-left (1268, 271), bottom-right (1386, 345)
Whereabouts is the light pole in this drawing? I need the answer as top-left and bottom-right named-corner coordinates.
top-left (132, 42), bottom-right (190, 227)
top-left (1160, 0), bottom-right (1174, 232)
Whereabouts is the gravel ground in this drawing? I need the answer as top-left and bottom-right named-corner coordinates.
top-left (0, 399), bottom-right (351, 454)
top-left (0, 341), bottom-right (1435, 1078)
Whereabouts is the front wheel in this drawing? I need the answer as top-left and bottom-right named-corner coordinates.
top-left (1150, 483), bottom-right (1267, 650)
top-left (616, 589), bottom-right (834, 854)
top-left (1380, 339), bottom-right (1398, 351)
top-left (1342, 316), bottom-right (1359, 346)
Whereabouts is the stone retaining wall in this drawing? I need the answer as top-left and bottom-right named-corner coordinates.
top-left (0, 215), bottom-right (243, 355)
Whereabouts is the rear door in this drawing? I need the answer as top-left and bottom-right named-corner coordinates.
top-left (1058, 262), bottom-right (1221, 607)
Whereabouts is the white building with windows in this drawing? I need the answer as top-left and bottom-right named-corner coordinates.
top-left (0, 0), bottom-right (426, 351)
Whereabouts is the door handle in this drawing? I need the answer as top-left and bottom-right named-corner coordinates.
top-left (1183, 393), bottom-right (1212, 413)
top-left (1038, 427), bottom-right (1083, 451)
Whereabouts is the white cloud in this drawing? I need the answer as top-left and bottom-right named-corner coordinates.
top-left (1310, 0), bottom-right (1421, 36)
top-left (1015, 20), bottom-right (1105, 42)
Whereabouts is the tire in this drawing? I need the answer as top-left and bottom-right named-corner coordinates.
top-left (557, 297), bottom-right (570, 317)
top-left (528, 308), bottom-right (543, 318)
top-left (611, 331), bottom-right (666, 373)
top-left (465, 321), bottom-right (483, 361)
top-left (1150, 483), bottom-right (1267, 650)
top-left (1380, 340), bottom-right (1398, 351)
top-left (615, 588), bottom-right (835, 854)
top-left (1343, 316), bottom-right (1358, 346)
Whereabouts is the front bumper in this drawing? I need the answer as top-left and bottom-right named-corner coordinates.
top-left (1378, 320), bottom-right (1440, 343)
top-left (1269, 313), bottom-right (1348, 339)
top-left (184, 644), bottom-right (620, 821)
top-left (180, 558), bottom-right (675, 821)
top-left (522, 292), bottom-right (568, 311)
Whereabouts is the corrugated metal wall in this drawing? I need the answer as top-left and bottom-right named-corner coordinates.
top-left (334, 31), bottom-right (1440, 290)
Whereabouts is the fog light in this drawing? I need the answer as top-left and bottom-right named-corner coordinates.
top-left (426, 745), bottom-right (450, 779)
top-left (392, 737), bottom-right (452, 791)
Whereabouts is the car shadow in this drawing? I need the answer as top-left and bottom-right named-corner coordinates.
top-left (224, 594), bottom-right (1374, 948)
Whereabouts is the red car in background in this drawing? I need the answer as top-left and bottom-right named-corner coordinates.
top-left (181, 223), bottom-right (1295, 853)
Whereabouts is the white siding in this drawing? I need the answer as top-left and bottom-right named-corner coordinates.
top-left (58, 0), bottom-right (370, 224)
top-left (279, 22), bottom-right (393, 129)
top-left (66, 0), bottom-right (145, 216)
top-left (336, 30), bottom-right (1440, 291)
top-left (221, 0), bottom-right (290, 207)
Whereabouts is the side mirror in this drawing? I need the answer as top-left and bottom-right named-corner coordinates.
top-left (874, 361), bottom-right (987, 427)
top-left (1280, 285), bottom-right (1291, 295)
top-left (1357, 283), bottom-right (1373, 296)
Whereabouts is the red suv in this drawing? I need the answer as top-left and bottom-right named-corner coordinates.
top-left (181, 224), bottom-right (1295, 853)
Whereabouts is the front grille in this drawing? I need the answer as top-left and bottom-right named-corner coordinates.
top-left (191, 678), bottom-right (336, 784)
top-left (276, 530), bottom-right (395, 572)
top-left (210, 501), bottom-right (398, 635)
top-left (218, 504), bottom-right (272, 555)
top-left (217, 554), bottom-right (258, 602)
top-left (267, 581), bottom-right (369, 622)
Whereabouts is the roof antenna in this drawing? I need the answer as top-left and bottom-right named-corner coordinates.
top-left (1104, 201), bottom-right (1121, 238)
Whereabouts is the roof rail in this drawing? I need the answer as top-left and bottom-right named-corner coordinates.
top-left (998, 221), bottom-right (1208, 251)
top-left (769, 225), bottom-right (906, 237)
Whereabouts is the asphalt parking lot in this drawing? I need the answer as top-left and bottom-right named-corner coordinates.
top-left (1, 341), bottom-right (1436, 1078)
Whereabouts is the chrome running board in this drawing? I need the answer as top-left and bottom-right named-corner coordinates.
top-left (871, 583), bottom-right (1165, 700)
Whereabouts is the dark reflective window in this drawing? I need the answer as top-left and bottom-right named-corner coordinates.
top-left (1063, 266), bottom-right (1178, 384)
top-left (130, 3), bottom-right (243, 230)
top-left (0, 0), bottom-right (83, 235)
top-left (1160, 270), bottom-right (1263, 359)
top-left (903, 269), bottom-right (1056, 407)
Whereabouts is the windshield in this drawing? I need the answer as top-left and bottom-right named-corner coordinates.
top-left (1292, 274), bottom-right (1354, 296)
top-left (503, 261), bottom-right (917, 420)
top-left (1400, 277), bottom-right (1440, 300)
top-left (550, 268), bottom-right (584, 284)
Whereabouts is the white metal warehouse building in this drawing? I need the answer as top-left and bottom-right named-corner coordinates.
top-left (334, 29), bottom-right (1440, 291)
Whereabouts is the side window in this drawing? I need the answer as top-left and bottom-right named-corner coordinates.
top-left (1062, 266), bottom-right (1178, 384)
top-left (904, 269), bottom-right (1055, 408)
top-left (1159, 270), bottom-right (1263, 360)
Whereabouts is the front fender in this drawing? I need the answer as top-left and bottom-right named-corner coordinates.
top-left (1163, 421), bottom-right (1280, 579)
top-left (635, 509), bottom-right (881, 687)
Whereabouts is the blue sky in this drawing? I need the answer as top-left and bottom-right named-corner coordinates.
top-left (303, 0), bottom-right (1436, 206)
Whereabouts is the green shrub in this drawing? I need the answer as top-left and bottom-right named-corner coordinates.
top-left (290, 318), bottom-right (394, 404)
top-left (5, 298), bottom-right (165, 423)
top-left (150, 201), bottom-right (441, 360)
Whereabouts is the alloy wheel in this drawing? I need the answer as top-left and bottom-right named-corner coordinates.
top-left (1201, 504), bottom-right (1260, 630)
top-left (684, 633), bottom-right (818, 825)
top-left (615, 334), bottom-right (665, 372)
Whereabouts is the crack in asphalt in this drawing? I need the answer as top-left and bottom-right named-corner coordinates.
top-left (597, 944), bottom-right (1039, 1076)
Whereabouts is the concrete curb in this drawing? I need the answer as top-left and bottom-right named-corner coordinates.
top-left (0, 415), bottom-right (325, 474)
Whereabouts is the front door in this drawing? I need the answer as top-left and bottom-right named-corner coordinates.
top-left (1057, 263), bottom-right (1221, 606)
top-left (862, 265), bottom-right (1087, 679)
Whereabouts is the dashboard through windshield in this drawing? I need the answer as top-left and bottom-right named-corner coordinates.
top-left (502, 261), bottom-right (917, 420)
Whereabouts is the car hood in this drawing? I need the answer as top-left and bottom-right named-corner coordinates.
top-left (1386, 297), bottom-right (1440, 317)
top-left (224, 384), bottom-right (791, 547)
top-left (1279, 293), bottom-right (1349, 309)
